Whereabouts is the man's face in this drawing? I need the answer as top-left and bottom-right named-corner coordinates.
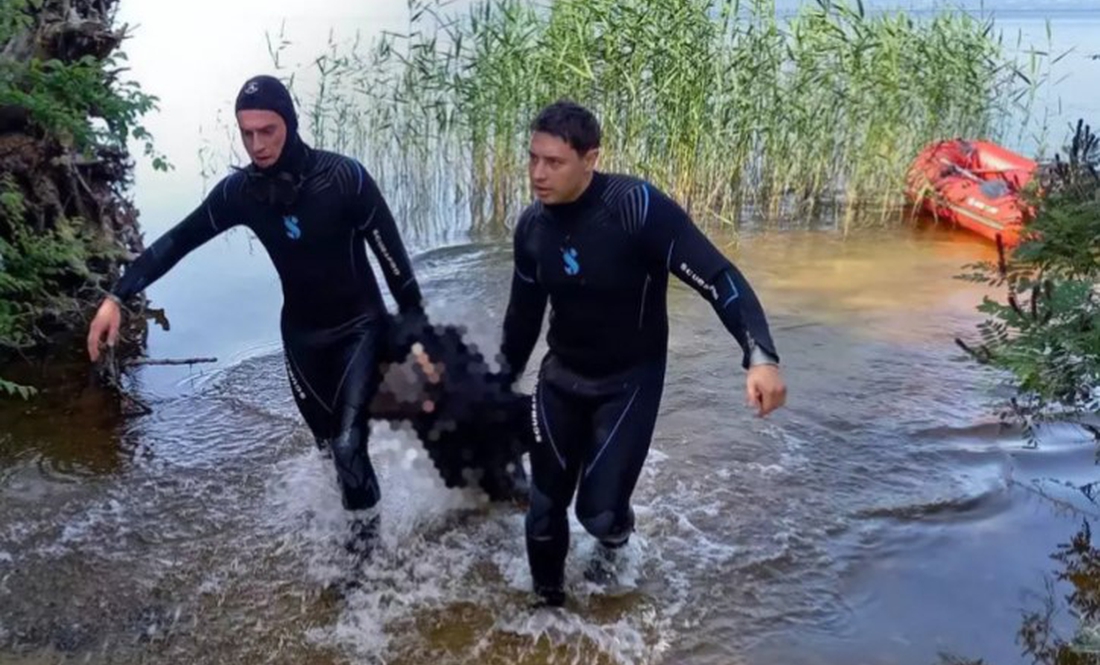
top-left (237, 110), bottom-right (287, 169)
top-left (528, 131), bottom-right (598, 204)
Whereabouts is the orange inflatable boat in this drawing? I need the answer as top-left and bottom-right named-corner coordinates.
top-left (906, 139), bottom-right (1039, 247)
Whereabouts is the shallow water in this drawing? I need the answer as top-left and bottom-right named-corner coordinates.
top-left (3, 224), bottom-right (1098, 664)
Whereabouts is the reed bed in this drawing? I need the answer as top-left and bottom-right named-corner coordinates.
top-left (273, 0), bottom-right (1043, 236)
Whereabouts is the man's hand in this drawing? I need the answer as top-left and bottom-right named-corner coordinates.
top-left (746, 364), bottom-right (786, 417)
top-left (87, 298), bottom-right (122, 363)
top-left (411, 343), bottom-right (442, 384)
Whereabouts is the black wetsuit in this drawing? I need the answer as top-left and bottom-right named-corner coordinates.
top-left (499, 172), bottom-right (779, 596)
top-left (111, 140), bottom-right (422, 512)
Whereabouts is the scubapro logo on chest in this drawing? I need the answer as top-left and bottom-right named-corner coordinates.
top-left (562, 247), bottom-right (580, 275)
top-left (284, 215), bottom-right (302, 240)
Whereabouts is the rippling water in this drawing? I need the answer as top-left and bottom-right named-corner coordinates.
top-left (3, 226), bottom-right (1098, 664)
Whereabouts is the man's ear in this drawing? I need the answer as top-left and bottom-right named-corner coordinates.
top-left (583, 147), bottom-right (600, 172)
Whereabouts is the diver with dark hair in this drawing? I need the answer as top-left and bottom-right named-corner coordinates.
top-left (499, 100), bottom-right (788, 607)
top-left (87, 74), bottom-right (436, 561)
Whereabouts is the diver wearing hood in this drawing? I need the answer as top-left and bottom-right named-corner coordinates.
top-left (86, 75), bottom-right (424, 560)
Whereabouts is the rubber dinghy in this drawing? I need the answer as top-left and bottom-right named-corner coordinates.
top-left (906, 138), bottom-right (1038, 247)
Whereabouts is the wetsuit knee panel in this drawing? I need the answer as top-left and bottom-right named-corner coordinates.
top-left (526, 484), bottom-right (567, 538)
top-left (340, 474), bottom-right (381, 511)
top-left (576, 506), bottom-right (634, 545)
top-left (325, 423), bottom-right (381, 511)
top-left (329, 424), bottom-right (368, 453)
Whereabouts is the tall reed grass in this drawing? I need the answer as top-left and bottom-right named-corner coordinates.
top-left (272, 0), bottom-right (1044, 236)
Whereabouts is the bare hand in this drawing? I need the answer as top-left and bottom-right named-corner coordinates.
top-left (411, 343), bottom-right (442, 384)
top-left (87, 298), bottom-right (121, 363)
top-left (746, 364), bottom-right (786, 417)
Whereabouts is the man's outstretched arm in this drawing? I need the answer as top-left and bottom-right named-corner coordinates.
top-left (632, 184), bottom-right (779, 367)
top-left (88, 177), bottom-right (243, 361)
top-left (630, 184), bottom-right (786, 415)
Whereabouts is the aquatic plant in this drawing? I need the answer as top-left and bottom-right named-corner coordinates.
top-left (277, 0), bottom-right (1042, 234)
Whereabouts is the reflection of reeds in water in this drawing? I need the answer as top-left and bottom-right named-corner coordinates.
top-left (939, 509), bottom-right (1100, 665)
top-left (269, 0), bottom-right (1044, 243)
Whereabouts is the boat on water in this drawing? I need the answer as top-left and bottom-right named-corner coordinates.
top-left (906, 139), bottom-right (1039, 248)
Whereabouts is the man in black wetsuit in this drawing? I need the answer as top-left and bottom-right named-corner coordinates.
top-left (499, 101), bottom-right (788, 607)
top-left (85, 75), bottom-right (424, 559)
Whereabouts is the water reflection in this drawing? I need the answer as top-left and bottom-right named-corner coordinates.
top-left (939, 513), bottom-right (1100, 665)
top-left (0, 226), bottom-right (1096, 665)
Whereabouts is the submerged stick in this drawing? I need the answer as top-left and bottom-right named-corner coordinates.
top-left (118, 391), bottom-right (153, 417)
top-left (123, 357), bottom-right (218, 367)
top-left (95, 352), bottom-right (216, 417)
top-left (954, 337), bottom-right (993, 364)
top-left (96, 347), bottom-right (153, 417)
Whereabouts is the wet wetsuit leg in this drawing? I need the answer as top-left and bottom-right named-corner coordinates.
top-left (526, 357), bottom-right (592, 597)
top-left (526, 355), bottom-right (666, 598)
top-left (329, 324), bottom-right (385, 511)
top-left (284, 349), bottom-right (334, 453)
top-left (574, 359), bottom-right (666, 547)
top-left (283, 317), bottom-right (386, 511)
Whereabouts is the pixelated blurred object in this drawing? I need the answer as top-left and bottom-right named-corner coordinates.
top-left (370, 309), bottom-right (533, 503)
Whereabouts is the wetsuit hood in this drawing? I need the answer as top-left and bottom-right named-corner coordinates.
top-left (263, 132), bottom-right (310, 177)
top-left (235, 75), bottom-right (312, 205)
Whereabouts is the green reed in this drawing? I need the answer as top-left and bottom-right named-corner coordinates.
top-left (275, 0), bottom-right (1043, 235)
